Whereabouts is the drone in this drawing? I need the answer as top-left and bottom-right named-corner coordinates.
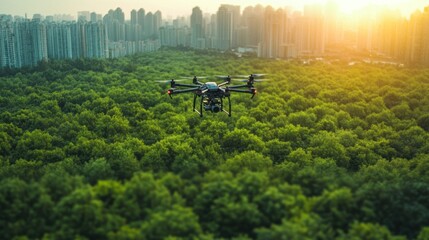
top-left (159, 74), bottom-right (266, 117)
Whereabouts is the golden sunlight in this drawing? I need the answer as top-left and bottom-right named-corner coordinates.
top-left (249, 0), bottom-right (423, 16)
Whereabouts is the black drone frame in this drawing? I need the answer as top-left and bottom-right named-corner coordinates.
top-left (167, 76), bottom-right (257, 117)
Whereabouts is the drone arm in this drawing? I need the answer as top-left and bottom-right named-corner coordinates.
top-left (218, 81), bottom-right (231, 87)
top-left (227, 88), bottom-right (257, 98)
top-left (227, 84), bottom-right (252, 89)
top-left (168, 87), bottom-right (200, 97)
top-left (174, 83), bottom-right (201, 88)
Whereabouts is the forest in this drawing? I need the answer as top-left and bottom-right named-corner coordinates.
top-left (1, 48), bottom-right (429, 239)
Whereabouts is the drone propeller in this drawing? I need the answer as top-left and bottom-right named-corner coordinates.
top-left (233, 74), bottom-right (268, 78)
top-left (180, 76), bottom-right (208, 79)
top-left (232, 79), bottom-right (269, 82)
top-left (232, 79), bottom-right (248, 82)
top-left (216, 75), bottom-right (233, 83)
top-left (252, 73), bottom-right (268, 78)
top-left (155, 79), bottom-right (187, 83)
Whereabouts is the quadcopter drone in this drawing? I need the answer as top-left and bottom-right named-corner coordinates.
top-left (159, 74), bottom-right (266, 117)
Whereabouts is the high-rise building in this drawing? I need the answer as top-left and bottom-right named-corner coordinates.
top-left (219, 4), bottom-right (241, 48)
top-left (103, 8), bottom-right (125, 41)
top-left (374, 9), bottom-right (404, 59)
top-left (90, 12), bottom-right (103, 22)
top-left (78, 11), bottom-right (90, 21)
top-left (126, 10), bottom-right (140, 42)
top-left (46, 22), bottom-right (72, 59)
top-left (259, 7), bottom-right (287, 58)
top-left (85, 22), bottom-right (108, 58)
top-left (191, 7), bottom-right (205, 49)
top-left (205, 14), bottom-right (217, 49)
top-left (131, 9), bottom-right (138, 25)
top-left (405, 6), bottom-right (429, 66)
top-left (304, 4), bottom-right (325, 56)
top-left (242, 5), bottom-right (264, 47)
top-left (145, 12), bottom-right (154, 38)
top-left (90, 12), bottom-right (97, 22)
top-left (0, 19), bottom-right (16, 68)
top-left (31, 20), bottom-right (48, 65)
top-left (137, 8), bottom-right (145, 39)
top-left (420, 6), bottom-right (429, 66)
top-left (324, 1), bottom-right (343, 47)
top-left (0, 18), bottom-right (49, 67)
top-left (216, 6), bottom-right (233, 50)
top-left (153, 11), bottom-right (162, 39)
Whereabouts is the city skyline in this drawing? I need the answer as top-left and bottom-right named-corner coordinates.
top-left (2, 2), bottom-right (429, 68)
top-left (1, 0), bottom-right (428, 19)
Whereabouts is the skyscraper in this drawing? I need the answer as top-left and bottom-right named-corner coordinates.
top-left (137, 8), bottom-right (145, 39)
top-left (0, 18), bottom-right (16, 68)
top-left (131, 9), bottom-right (138, 26)
top-left (304, 4), bottom-right (325, 56)
top-left (324, 1), bottom-right (343, 47)
top-left (242, 5), bottom-right (264, 47)
top-left (145, 12), bottom-right (154, 38)
top-left (31, 20), bottom-right (48, 65)
top-left (103, 8), bottom-right (125, 41)
top-left (216, 6), bottom-right (233, 50)
top-left (260, 7), bottom-right (287, 58)
top-left (127, 9), bottom-right (140, 41)
top-left (46, 22), bottom-right (72, 59)
top-left (420, 6), bottom-right (429, 66)
top-left (217, 4), bottom-right (241, 50)
top-left (153, 11), bottom-right (162, 39)
top-left (78, 11), bottom-right (90, 21)
top-left (85, 22), bottom-right (108, 58)
top-left (191, 7), bottom-right (204, 49)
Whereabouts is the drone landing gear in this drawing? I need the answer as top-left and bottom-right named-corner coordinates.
top-left (193, 95), bottom-right (231, 117)
top-left (193, 94), bottom-right (203, 117)
top-left (220, 96), bottom-right (231, 117)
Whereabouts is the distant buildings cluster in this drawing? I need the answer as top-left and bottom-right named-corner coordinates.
top-left (1, 4), bottom-right (429, 68)
top-left (160, 4), bottom-right (429, 66)
top-left (0, 8), bottom-right (161, 68)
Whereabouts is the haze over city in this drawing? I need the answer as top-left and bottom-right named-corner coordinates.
top-left (1, 0), bottom-right (428, 68)
top-left (1, 0), bottom-right (428, 18)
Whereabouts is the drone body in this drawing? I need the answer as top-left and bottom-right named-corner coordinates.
top-left (163, 74), bottom-right (262, 117)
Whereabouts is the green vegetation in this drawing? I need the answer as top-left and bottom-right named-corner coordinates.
top-left (1, 49), bottom-right (429, 239)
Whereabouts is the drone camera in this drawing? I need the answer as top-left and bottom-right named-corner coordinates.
top-left (211, 104), bottom-right (221, 113)
top-left (204, 103), bottom-right (221, 113)
top-left (203, 99), bottom-right (221, 113)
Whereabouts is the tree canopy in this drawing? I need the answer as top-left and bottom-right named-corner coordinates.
top-left (1, 48), bottom-right (429, 239)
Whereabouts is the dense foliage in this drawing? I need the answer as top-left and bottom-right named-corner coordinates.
top-left (1, 49), bottom-right (429, 239)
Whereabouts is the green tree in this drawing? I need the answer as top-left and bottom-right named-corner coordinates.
top-left (113, 172), bottom-right (172, 221)
top-left (312, 188), bottom-right (356, 231)
top-left (0, 179), bottom-right (54, 239)
top-left (54, 187), bottom-right (121, 239)
top-left (83, 158), bottom-right (115, 184)
top-left (256, 213), bottom-right (332, 240)
top-left (337, 222), bottom-right (405, 240)
top-left (309, 131), bottom-right (349, 168)
top-left (140, 205), bottom-right (202, 239)
top-left (222, 129), bottom-right (265, 153)
top-left (221, 151), bottom-right (272, 174)
top-left (418, 114), bottom-right (429, 132)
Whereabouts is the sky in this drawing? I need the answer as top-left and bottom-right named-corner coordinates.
top-left (0, 0), bottom-right (428, 19)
